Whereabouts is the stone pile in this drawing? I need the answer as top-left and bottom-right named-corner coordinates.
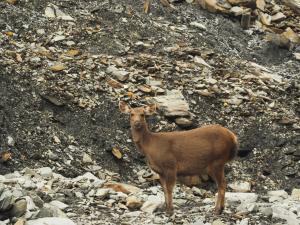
top-left (1, 167), bottom-right (300, 225)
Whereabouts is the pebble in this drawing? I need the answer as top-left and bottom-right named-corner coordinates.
top-left (229, 181), bottom-right (251, 192)
top-left (106, 65), bottom-right (129, 82)
top-left (82, 153), bottom-right (93, 164)
top-left (49, 200), bottom-right (69, 210)
top-left (7, 136), bottom-right (15, 147)
top-left (126, 196), bottom-right (143, 210)
top-left (38, 167), bottom-right (53, 178)
top-left (291, 188), bottom-right (300, 200)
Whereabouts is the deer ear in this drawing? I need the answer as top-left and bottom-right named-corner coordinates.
top-left (144, 104), bottom-right (156, 115)
top-left (119, 101), bottom-right (131, 114)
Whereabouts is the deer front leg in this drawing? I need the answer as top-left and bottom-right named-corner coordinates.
top-left (159, 170), bottom-right (176, 215)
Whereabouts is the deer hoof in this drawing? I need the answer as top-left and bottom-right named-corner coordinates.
top-left (166, 207), bottom-right (174, 216)
top-left (214, 206), bottom-right (224, 215)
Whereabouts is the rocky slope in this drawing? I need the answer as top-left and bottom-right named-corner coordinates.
top-left (0, 0), bottom-right (299, 224)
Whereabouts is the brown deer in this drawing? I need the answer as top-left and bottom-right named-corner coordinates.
top-left (119, 101), bottom-right (238, 215)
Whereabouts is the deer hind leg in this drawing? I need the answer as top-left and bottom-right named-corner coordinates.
top-left (159, 170), bottom-right (176, 215)
top-left (207, 162), bottom-right (226, 215)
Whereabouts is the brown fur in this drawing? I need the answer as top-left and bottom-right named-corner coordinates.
top-left (119, 101), bottom-right (238, 215)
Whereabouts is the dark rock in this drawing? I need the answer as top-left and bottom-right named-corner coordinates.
top-left (9, 199), bottom-right (27, 218)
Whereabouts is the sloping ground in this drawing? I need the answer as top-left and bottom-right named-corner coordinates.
top-left (0, 0), bottom-right (299, 224)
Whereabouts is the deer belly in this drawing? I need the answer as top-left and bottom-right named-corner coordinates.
top-left (176, 161), bottom-right (207, 176)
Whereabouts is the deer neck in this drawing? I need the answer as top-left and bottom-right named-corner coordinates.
top-left (131, 123), bottom-right (151, 153)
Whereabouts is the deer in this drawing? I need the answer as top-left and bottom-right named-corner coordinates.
top-left (119, 101), bottom-right (238, 215)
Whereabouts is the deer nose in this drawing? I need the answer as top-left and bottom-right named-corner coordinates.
top-left (133, 121), bottom-right (142, 129)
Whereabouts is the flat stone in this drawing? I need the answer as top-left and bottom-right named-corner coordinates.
top-left (104, 182), bottom-right (140, 194)
top-left (272, 205), bottom-right (300, 225)
top-left (237, 202), bottom-right (258, 213)
top-left (36, 203), bottom-right (67, 218)
top-left (267, 190), bottom-right (288, 199)
top-left (190, 21), bottom-right (207, 30)
top-left (24, 196), bottom-right (38, 211)
top-left (73, 172), bottom-right (101, 183)
top-left (259, 206), bottom-right (273, 216)
top-left (9, 199), bottom-right (27, 218)
top-left (141, 195), bottom-right (164, 213)
top-left (194, 56), bottom-right (212, 68)
top-left (212, 219), bottom-right (226, 225)
top-left (271, 12), bottom-right (286, 22)
top-left (0, 190), bottom-right (14, 211)
top-left (256, 0), bottom-right (265, 11)
top-left (49, 200), bottom-right (68, 210)
top-left (95, 188), bottom-right (110, 199)
top-left (126, 196), bottom-right (143, 210)
top-left (291, 188), bottom-right (300, 200)
top-left (229, 181), bottom-right (251, 192)
top-left (38, 167), bottom-right (53, 178)
top-left (230, 6), bottom-right (250, 16)
top-left (106, 65), bottom-right (129, 82)
top-left (225, 192), bottom-right (258, 204)
top-left (239, 218), bottom-right (249, 225)
top-left (175, 117), bottom-right (194, 128)
top-left (26, 217), bottom-right (76, 225)
top-left (82, 153), bottom-right (93, 164)
top-left (153, 90), bottom-right (190, 117)
top-left (283, 0), bottom-right (300, 14)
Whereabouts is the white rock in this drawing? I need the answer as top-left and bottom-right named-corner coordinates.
top-left (52, 35), bottom-right (66, 42)
top-left (194, 56), bottom-right (212, 68)
top-left (7, 136), bottom-right (15, 146)
top-left (26, 217), bottom-right (76, 225)
top-left (24, 196), bottom-right (38, 211)
top-left (141, 195), bottom-right (164, 213)
top-left (95, 188), bottom-right (110, 198)
top-left (225, 192), bottom-right (258, 204)
top-left (153, 90), bottom-right (190, 117)
top-left (188, 220), bottom-right (205, 225)
top-left (73, 172), bottom-right (99, 182)
top-left (0, 175), bottom-right (6, 182)
top-left (38, 167), bottom-right (53, 178)
top-left (268, 190), bottom-right (288, 199)
top-left (190, 21), bottom-right (207, 30)
top-left (49, 200), bottom-right (68, 210)
top-left (272, 205), bottom-right (300, 225)
top-left (237, 202), bottom-right (258, 213)
top-left (122, 211), bottom-right (142, 218)
top-left (212, 219), bottom-right (226, 225)
top-left (45, 6), bottom-right (56, 18)
top-left (238, 218), bottom-right (249, 225)
top-left (291, 188), bottom-right (300, 200)
top-left (44, 4), bottom-right (74, 21)
top-left (259, 206), bottom-right (273, 216)
top-left (82, 153), bottom-right (93, 164)
top-left (66, 41), bottom-right (75, 46)
top-left (106, 65), bottom-right (129, 82)
top-left (229, 181), bottom-right (251, 192)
